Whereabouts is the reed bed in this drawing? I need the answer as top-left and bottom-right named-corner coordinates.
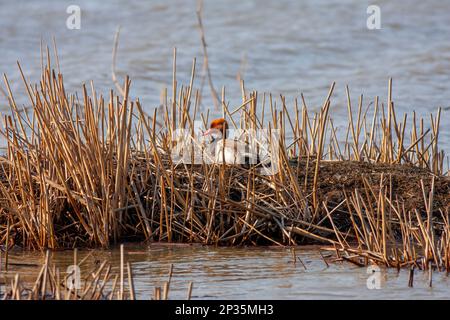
top-left (0, 245), bottom-right (187, 300)
top-left (0, 51), bottom-right (448, 271)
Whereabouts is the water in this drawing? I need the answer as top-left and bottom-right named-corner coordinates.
top-left (3, 244), bottom-right (449, 299)
top-left (0, 0), bottom-right (449, 152)
top-left (0, 0), bottom-right (449, 299)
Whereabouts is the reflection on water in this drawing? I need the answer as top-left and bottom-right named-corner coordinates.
top-left (3, 244), bottom-right (449, 299)
top-left (0, 0), bottom-right (449, 152)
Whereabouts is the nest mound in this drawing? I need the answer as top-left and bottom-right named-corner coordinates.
top-left (0, 58), bottom-right (448, 269)
top-left (294, 160), bottom-right (449, 214)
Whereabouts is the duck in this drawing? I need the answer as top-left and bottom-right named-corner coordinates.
top-left (202, 118), bottom-right (251, 164)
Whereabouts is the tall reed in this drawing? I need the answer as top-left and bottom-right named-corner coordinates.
top-left (0, 51), bottom-right (448, 270)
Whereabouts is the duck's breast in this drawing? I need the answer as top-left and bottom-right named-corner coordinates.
top-left (215, 139), bottom-right (246, 164)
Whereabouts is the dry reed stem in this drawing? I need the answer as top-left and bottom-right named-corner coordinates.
top-left (0, 248), bottom-right (192, 300)
top-left (0, 49), bottom-right (448, 271)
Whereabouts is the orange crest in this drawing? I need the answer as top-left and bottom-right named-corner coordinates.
top-left (210, 118), bottom-right (228, 131)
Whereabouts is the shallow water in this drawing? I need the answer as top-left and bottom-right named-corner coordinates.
top-left (3, 244), bottom-right (450, 299)
top-left (0, 0), bottom-right (449, 153)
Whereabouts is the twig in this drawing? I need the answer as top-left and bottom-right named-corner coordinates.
top-left (112, 26), bottom-right (125, 96)
top-left (196, 0), bottom-right (219, 109)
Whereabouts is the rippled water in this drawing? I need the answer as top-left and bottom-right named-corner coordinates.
top-left (3, 244), bottom-right (450, 299)
top-left (0, 0), bottom-right (449, 299)
top-left (0, 0), bottom-right (449, 152)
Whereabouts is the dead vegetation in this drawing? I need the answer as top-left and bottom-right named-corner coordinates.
top-left (0, 245), bottom-right (188, 300)
top-left (0, 49), bottom-right (448, 272)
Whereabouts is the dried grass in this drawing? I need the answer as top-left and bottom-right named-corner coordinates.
top-left (0, 50), bottom-right (448, 271)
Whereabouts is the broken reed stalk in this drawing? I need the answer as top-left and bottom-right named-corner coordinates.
top-left (196, 0), bottom-right (220, 109)
top-left (4, 218), bottom-right (9, 271)
top-left (408, 266), bottom-right (414, 287)
top-left (312, 83), bottom-right (334, 208)
top-left (0, 248), bottom-right (193, 300)
top-left (127, 262), bottom-right (135, 300)
top-left (187, 282), bottom-right (193, 300)
top-left (0, 49), bottom-right (448, 271)
top-left (120, 244), bottom-right (124, 300)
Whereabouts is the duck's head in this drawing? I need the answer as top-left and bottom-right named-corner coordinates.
top-left (203, 118), bottom-right (228, 140)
